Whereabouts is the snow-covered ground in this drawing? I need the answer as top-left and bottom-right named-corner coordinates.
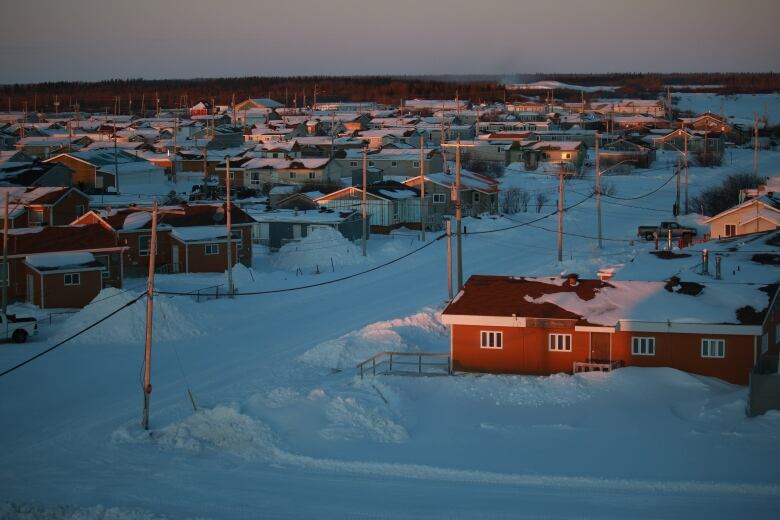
top-left (674, 92), bottom-right (780, 122)
top-left (1, 148), bottom-right (779, 519)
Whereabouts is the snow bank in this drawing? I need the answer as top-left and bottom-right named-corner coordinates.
top-left (55, 288), bottom-right (205, 345)
top-left (0, 502), bottom-right (169, 519)
top-left (113, 405), bottom-right (275, 460)
top-left (322, 394), bottom-right (408, 443)
top-left (270, 226), bottom-right (367, 274)
top-left (299, 308), bottom-right (447, 369)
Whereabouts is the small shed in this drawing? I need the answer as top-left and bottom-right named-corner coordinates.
top-left (23, 252), bottom-right (104, 308)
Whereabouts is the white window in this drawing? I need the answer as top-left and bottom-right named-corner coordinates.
top-left (308, 171), bottom-right (316, 179)
top-left (289, 172), bottom-right (296, 179)
top-left (432, 193), bottom-right (446, 204)
top-left (725, 224), bottom-right (736, 237)
top-left (701, 339), bottom-right (725, 358)
top-left (549, 333), bottom-right (572, 352)
top-left (632, 337), bottom-right (656, 356)
top-left (350, 161), bottom-right (358, 167)
top-left (480, 331), bottom-right (503, 349)
top-left (413, 161), bottom-right (420, 168)
top-left (139, 235), bottom-right (152, 256)
top-left (563, 153), bottom-right (571, 160)
top-left (250, 172), bottom-right (261, 185)
top-left (391, 161), bottom-right (398, 167)
top-left (64, 273), bottom-right (80, 286)
top-left (231, 229), bottom-right (243, 251)
top-left (205, 243), bottom-right (219, 255)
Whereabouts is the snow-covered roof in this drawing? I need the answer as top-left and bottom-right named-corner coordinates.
top-left (170, 226), bottom-right (231, 242)
top-left (25, 251), bottom-right (96, 270)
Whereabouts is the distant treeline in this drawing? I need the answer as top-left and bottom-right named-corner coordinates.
top-left (1, 73), bottom-right (778, 113)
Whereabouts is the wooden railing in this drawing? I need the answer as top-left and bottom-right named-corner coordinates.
top-left (356, 351), bottom-right (451, 379)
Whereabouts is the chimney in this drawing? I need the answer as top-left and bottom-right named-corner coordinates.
top-left (566, 273), bottom-right (579, 287)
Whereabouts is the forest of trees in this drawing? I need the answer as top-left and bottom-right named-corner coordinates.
top-left (1, 73), bottom-right (778, 113)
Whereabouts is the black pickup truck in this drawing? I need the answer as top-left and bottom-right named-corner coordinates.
top-left (637, 221), bottom-right (697, 241)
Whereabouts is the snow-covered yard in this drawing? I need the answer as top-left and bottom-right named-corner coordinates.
top-left (1, 148), bottom-right (779, 519)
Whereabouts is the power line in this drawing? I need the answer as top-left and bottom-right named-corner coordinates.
top-left (155, 233), bottom-right (446, 297)
top-left (0, 292), bottom-right (146, 379)
top-left (600, 170), bottom-right (679, 201)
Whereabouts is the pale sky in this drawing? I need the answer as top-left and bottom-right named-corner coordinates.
top-left (2, 0), bottom-right (779, 83)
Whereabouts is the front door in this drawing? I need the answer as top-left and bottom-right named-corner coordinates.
top-left (590, 332), bottom-right (611, 363)
top-left (172, 246), bottom-right (180, 273)
top-left (26, 274), bottom-right (34, 304)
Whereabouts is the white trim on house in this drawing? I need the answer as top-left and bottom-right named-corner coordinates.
top-left (574, 325), bottom-right (616, 333)
top-left (617, 320), bottom-right (762, 336)
top-left (440, 314), bottom-right (527, 327)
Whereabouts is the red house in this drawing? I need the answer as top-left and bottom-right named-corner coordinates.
top-left (441, 275), bottom-right (779, 385)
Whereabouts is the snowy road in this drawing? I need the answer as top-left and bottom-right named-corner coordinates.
top-left (1, 148), bottom-right (779, 518)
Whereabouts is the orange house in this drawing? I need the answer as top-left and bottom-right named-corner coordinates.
top-left (442, 275), bottom-right (779, 385)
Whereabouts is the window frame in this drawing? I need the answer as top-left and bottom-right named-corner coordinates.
top-left (138, 235), bottom-right (153, 256)
top-left (64, 273), bottom-right (81, 286)
top-left (548, 333), bottom-right (572, 352)
top-left (701, 338), bottom-right (726, 358)
top-left (413, 161), bottom-right (420, 168)
top-left (231, 229), bottom-right (243, 251)
top-left (349, 160), bottom-right (359, 167)
top-left (480, 330), bottom-right (503, 349)
top-left (432, 193), bottom-right (446, 204)
top-left (204, 243), bottom-right (220, 256)
top-left (724, 224), bottom-right (736, 237)
top-left (631, 336), bottom-right (656, 356)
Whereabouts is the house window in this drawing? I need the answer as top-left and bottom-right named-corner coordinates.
top-left (432, 193), bottom-right (446, 204)
top-left (139, 235), bottom-right (153, 256)
top-left (205, 243), bottom-right (220, 255)
top-left (701, 339), bottom-right (725, 358)
top-left (391, 161), bottom-right (398, 167)
top-left (473, 192), bottom-right (480, 203)
top-left (368, 161), bottom-right (375, 167)
top-left (229, 171), bottom-right (236, 181)
top-left (631, 337), bottom-right (656, 356)
top-left (95, 254), bottom-right (110, 280)
top-left (350, 161), bottom-right (358, 167)
top-left (29, 209), bottom-right (45, 226)
top-left (250, 172), bottom-right (261, 185)
top-left (231, 229), bottom-right (243, 251)
top-left (413, 161), bottom-right (420, 168)
top-left (563, 153), bottom-right (571, 159)
top-left (549, 333), bottom-right (572, 352)
top-left (480, 331), bottom-right (503, 349)
top-left (289, 172), bottom-right (296, 179)
top-left (64, 273), bottom-right (80, 286)
top-left (309, 172), bottom-right (316, 179)
top-left (725, 224), bottom-right (736, 237)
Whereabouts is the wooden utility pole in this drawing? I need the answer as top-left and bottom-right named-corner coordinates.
top-left (683, 126), bottom-right (689, 214)
top-left (172, 116), bottom-right (178, 183)
top-left (557, 164), bottom-right (565, 263)
top-left (675, 159), bottom-right (681, 217)
top-left (595, 133), bottom-right (602, 249)
top-left (2, 192), bottom-right (8, 314)
top-left (440, 115), bottom-right (448, 173)
top-left (142, 202), bottom-right (158, 430)
top-left (202, 145), bottom-right (209, 197)
top-left (419, 135), bottom-right (426, 241)
top-left (455, 136), bottom-right (463, 290)
top-left (113, 112), bottom-right (119, 194)
top-left (446, 218), bottom-right (453, 301)
top-left (225, 157), bottom-right (235, 297)
top-left (754, 113), bottom-right (759, 179)
top-left (361, 147), bottom-right (368, 257)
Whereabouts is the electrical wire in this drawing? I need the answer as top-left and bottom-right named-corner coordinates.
top-left (0, 292), bottom-right (146, 379)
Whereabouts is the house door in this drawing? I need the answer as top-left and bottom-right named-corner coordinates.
top-left (26, 274), bottom-right (34, 304)
top-left (171, 246), bottom-right (180, 273)
top-left (590, 332), bottom-right (611, 362)
top-left (292, 224), bottom-right (302, 239)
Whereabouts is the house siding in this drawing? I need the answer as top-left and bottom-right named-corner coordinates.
top-left (450, 324), bottom-right (759, 385)
top-left (25, 266), bottom-right (103, 309)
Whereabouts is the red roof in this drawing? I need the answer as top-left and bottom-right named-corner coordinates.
top-left (90, 204), bottom-right (255, 231)
top-left (5, 224), bottom-right (120, 256)
top-left (443, 275), bottom-right (606, 323)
